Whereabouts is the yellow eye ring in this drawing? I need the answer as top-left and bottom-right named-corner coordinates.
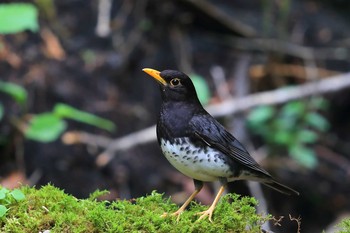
top-left (170, 78), bottom-right (181, 86)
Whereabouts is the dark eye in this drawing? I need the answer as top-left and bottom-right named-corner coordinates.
top-left (170, 78), bottom-right (181, 86)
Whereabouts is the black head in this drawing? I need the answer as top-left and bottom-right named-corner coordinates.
top-left (143, 68), bottom-right (200, 103)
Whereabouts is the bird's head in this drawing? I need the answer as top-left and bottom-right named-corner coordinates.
top-left (143, 68), bottom-right (200, 103)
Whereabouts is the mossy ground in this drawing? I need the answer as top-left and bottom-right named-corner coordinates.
top-left (338, 218), bottom-right (350, 233)
top-left (0, 184), bottom-right (272, 232)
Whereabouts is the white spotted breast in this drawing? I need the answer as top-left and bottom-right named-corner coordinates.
top-left (160, 137), bottom-right (234, 182)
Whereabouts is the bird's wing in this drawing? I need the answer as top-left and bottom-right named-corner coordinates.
top-left (189, 114), bottom-right (271, 176)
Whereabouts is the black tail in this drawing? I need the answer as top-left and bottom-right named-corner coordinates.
top-left (263, 180), bottom-right (299, 196)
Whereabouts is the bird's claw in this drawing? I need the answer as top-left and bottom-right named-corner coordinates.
top-left (196, 209), bottom-right (214, 222)
top-left (161, 210), bottom-right (183, 222)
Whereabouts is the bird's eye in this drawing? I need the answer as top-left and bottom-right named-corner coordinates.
top-left (170, 78), bottom-right (181, 86)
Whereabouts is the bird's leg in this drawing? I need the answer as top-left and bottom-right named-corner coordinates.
top-left (196, 184), bottom-right (226, 222)
top-left (162, 180), bottom-right (203, 221)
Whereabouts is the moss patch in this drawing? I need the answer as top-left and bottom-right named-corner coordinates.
top-left (338, 218), bottom-right (350, 233)
top-left (0, 185), bottom-right (271, 232)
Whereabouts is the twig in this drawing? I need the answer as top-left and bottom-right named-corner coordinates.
top-left (95, 0), bottom-right (113, 37)
top-left (62, 131), bottom-right (113, 148)
top-left (94, 72), bottom-right (350, 166)
top-left (41, 28), bottom-right (66, 60)
top-left (220, 37), bottom-right (350, 61)
top-left (210, 65), bottom-right (231, 100)
top-left (113, 0), bottom-right (148, 68)
top-left (207, 72), bottom-right (350, 117)
top-left (96, 125), bottom-right (156, 167)
top-left (249, 64), bottom-right (339, 80)
top-left (183, 0), bottom-right (256, 37)
top-left (289, 214), bottom-right (302, 233)
top-left (170, 26), bottom-right (192, 74)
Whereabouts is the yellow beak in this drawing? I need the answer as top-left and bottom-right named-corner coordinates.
top-left (142, 68), bottom-right (167, 86)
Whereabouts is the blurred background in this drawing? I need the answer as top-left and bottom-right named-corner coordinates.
top-left (1, 0), bottom-right (350, 232)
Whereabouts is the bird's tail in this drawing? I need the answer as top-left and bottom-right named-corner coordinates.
top-left (262, 180), bottom-right (299, 196)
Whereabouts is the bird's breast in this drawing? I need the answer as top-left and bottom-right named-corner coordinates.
top-left (159, 137), bottom-right (233, 182)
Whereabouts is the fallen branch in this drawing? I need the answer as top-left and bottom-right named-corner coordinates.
top-left (95, 0), bottom-right (112, 37)
top-left (220, 37), bottom-right (350, 61)
top-left (183, 0), bottom-right (256, 37)
top-left (207, 72), bottom-right (350, 117)
top-left (89, 72), bottom-right (350, 166)
top-left (95, 126), bottom-right (156, 167)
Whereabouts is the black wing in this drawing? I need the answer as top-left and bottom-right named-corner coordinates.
top-left (189, 114), bottom-right (271, 177)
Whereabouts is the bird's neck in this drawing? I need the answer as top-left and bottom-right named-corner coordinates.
top-left (157, 101), bottom-right (201, 142)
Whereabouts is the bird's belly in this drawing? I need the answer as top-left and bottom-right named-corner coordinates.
top-left (160, 138), bottom-right (233, 182)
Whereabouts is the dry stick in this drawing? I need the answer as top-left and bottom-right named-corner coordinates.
top-left (94, 72), bottom-right (350, 167)
top-left (206, 72), bottom-right (350, 117)
top-left (170, 26), bottom-right (193, 74)
top-left (210, 65), bottom-right (231, 100)
top-left (95, 0), bottom-right (112, 37)
top-left (183, 0), bottom-right (256, 37)
top-left (226, 38), bottom-right (350, 61)
top-left (96, 125), bottom-right (156, 167)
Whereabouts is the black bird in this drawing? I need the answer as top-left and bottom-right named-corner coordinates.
top-left (143, 68), bottom-right (299, 222)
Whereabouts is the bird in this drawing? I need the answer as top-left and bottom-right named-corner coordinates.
top-left (142, 68), bottom-right (299, 222)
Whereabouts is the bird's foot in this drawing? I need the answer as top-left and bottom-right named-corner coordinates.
top-left (161, 209), bottom-right (183, 222)
top-left (196, 207), bottom-right (214, 222)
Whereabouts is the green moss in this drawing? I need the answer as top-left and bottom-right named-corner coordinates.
top-left (338, 218), bottom-right (350, 233)
top-left (0, 185), bottom-right (272, 232)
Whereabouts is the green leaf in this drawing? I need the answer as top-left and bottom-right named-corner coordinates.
top-left (310, 97), bottom-right (329, 110)
top-left (0, 3), bottom-right (39, 34)
top-left (281, 101), bottom-right (305, 118)
top-left (0, 188), bottom-right (8, 200)
top-left (53, 103), bottom-right (116, 132)
top-left (25, 113), bottom-right (67, 142)
top-left (0, 103), bottom-right (3, 120)
top-left (190, 74), bottom-right (211, 105)
top-left (297, 129), bottom-right (318, 144)
top-left (0, 81), bottom-right (27, 105)
top-left (273, 130), bottom-right (293, 145)
top-left (10, 189), bottom-right (25, 201)
top-left (305, 112), bottom-right (329, 132)
top-left (273, 117), bottom-right (296, 131)
top-left (0, 205), bottom-right (7, 217)
top-left (247, 106), bottom-right (275, 125)
top-left (290, 145), bottom-right (318, 169)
